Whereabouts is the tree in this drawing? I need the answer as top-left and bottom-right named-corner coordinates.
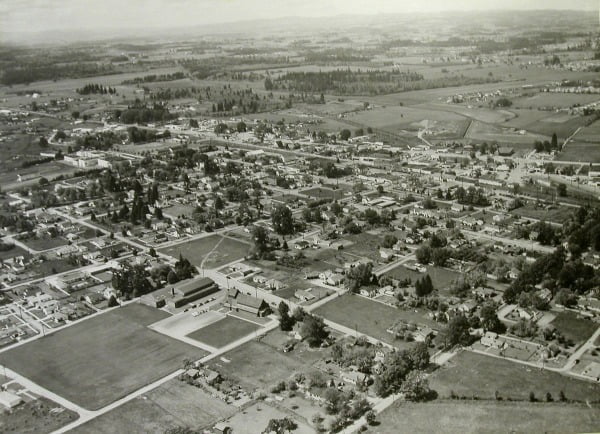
top-left (278, 301), bottom-right (295, 331)
top-left (480, 302), bottom-right (506, 333)
top-left (340, 129), bottom-right (351, 141)
top-left (251, 225), bottom-right (270, 258)
top-left (300, 314), bottom-right (329, 347)
top-left (236, 121), bottom-right (247, 132)
top-left (410, 342), bottom-right (430, 369)
top-left (364, 410), bottom-right (376, 425)
top-left (415, 275), bottom-right (434, 297)
top-left (443, 314), bottom-right (472, 348)
top-left (264, 76), bottom-right (274, 91)
top-left (557, 183), bottom-right (567, 197)
top-left (555, 288), bottom-right (577, 308)
top-left (400, 370), bottom-right (434, 402)
top-left (262, 417), bottom-right (297, 434)
top-left (272, 204), bottom-right (294, 235)
top-left (345, 263), bottom-right (373, 292)
top-left (415, 245), bottom-right (432, 265)
top-left (382, 234), bottom-right (398, 248)
top-left (551, 132), bottom-right (558, 149)
top-left (374, 350), bottom-right (413, 397)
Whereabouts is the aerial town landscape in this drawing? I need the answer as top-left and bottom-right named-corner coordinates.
top-left (0, 1), bottom-right (599, 433)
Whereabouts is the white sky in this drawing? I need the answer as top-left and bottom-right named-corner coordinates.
top-left (1, 0), bottom-right (598, 35)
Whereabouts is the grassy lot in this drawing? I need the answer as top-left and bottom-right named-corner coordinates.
top-left (207, 340), bottom-right (308, 391)
top-left (0, 244), bottom-right (27, 260)
top-left (550, 311), bottom-right (599, 345)
top-left (301, 187), bottom-right (345, 200)
top-left (0, 304), bottom-right (207, 410)
top-left (73, 379), bottom-right (235, 434)
top-left (0, 397), bottom-right (79, 434)
top-left (187, 315), bottom-right (261, 348)
top-left (163, 203), bottom-right (197, 219)
top-left (510, 203), bottom-right (574, 224)
top-left (226, 401), bottom-right (314, 434)
top-left (368, 400), bottom-right (600, 434)
top-left (384, 264), bottom-right (460, 291)
top-left (159, 235), bottom-right (250, 269)
top-left (314, 294), bottom-right (438, 346)
top-left (21, 236), bottom-right (69, 251)
top-left (558, 140), bottom-right (600, 163)
top-left (429, 351), bottom-right (600, 402)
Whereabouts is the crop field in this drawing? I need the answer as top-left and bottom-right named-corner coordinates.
top-left (575, 118), bottom-right (600, 142)
top-left (314, 293), bottom-right (438, 346)
top-left (550, 311), bottom-right (598, 345)
top-left (187, 315), bottom-right (261, 348)
top-left (159, 235), bottom-right (250, 269)
top-left (0, 304), bottom-right (207, 410)
top-left (74, 379), bottom-right (235, 434)
top-left (416, 102), bottom-right (515, 124)
top-left (429, 351), bottom-right (600, 402)
top-left (206, 340), bottom-right (309, 391)
top-left (368, 400), bottom-right (600, 434)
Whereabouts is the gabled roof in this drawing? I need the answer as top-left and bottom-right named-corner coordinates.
top-left (236, 294), bottom-right (266, 309)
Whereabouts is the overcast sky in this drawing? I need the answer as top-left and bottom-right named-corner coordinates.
top-left (1, 0), bottom-right (598, 36)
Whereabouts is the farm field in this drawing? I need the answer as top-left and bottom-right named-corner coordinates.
top-left (550, 311), bottom-right (599, 345)
top-left (429, 351), bottom-right (600, 402)
top-left (225, 401), bottom-right (314, 434)
top-left (465, 120), bottom-right (549, 145)
top-left (367, 400), bottom-right (600, 434)
top-left (558, 140), bottom-right (600, 163)
top-left (0, 304), bottom-right (207, 410)
top-left (511, 92), bottom-right (600, 109)
top-left (73, 379), bottom-right (235, 434)
top-left (159, 235), bottom-right (250, 269)
top-left (187, 315), bottom-right (261, 348)
top-left (575, 118), bottom-right (600, 142)
top-left (313, 293), bottom-right (439, 346)
top-left (206, 340), bottom-right (309, 391)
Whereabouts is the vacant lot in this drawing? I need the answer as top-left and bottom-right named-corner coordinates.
top-left (510, 203), bottom-right (574, 224)
top-left (0, 304), bottom-right (207, 410)
top-left (0, 244), bottom-right (27, 260)
top-left (429, 351), bottom-right (600, 402)
top-left (301, 186), bottom-right (345, 200)
top-left (0, 397), bottom-right (79, 434)
top-left (74, 379), bottom-right (235, 433)
top-left (187, 315), bottom-right (261, 348)
top-left (207, 340), bottom-right (308, 391)
top-left (159, 235), bottom-right (250, 269)
top-left (163, 203), bottom-right (197, 219)
top-left (550, 311), bottom-right (598, 345)
top-left (384, 264), bottom-right (460, 291)
top-left (368, 400), bottom-right (600, 434)
top-left (314, 294), bottom-right (438, 346)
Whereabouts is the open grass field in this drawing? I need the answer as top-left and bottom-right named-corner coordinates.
top-left (429, 351), bottom-right (600, 402)
top-left (576, 118), bottom-right (600, 142)
top-left (0, 397), bottom-right (79, 434)
top-left (159, 235), bottom-right (250, 269)
top-left (163, 203), bottom-right (197, 219)
top-left (301, 186), bottom-right (345, 200)
top-left (73, 378), bottom-right (235, 434)
top-left (226, 401), bottom-right (314, 434)
top-left (367, 400), bottom-right (600, 434)
top-left (0, 244), bottom-right (27, 260)
top-left (187, 315), bottom-right (261, 348)
top-left (314, 293), bottom-right (438, 346)
top-left (206, 340), bottom-right (308, 391)
top-left (510, 203), bottom-right (574, 224)
top-left (465, 120), bottom-right (549, 145)
top-left (384, 264), bottom-right (461, 292)
top-left (550, 311), bottom-right (599, 345)
top-left (0, 304), bottom-right (207, 410)
top-left (558, 140), bottom-right (600, 163)
top-left (20, 236), bottom-right (69, 251)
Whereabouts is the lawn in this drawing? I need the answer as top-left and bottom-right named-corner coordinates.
top-left (159, 235), bottom-right (250, 269)
top-left (73, 379), bottom-right (235, 434)
top-left (163, 203), bottom-right (197, 219)
top-left (429, 351), bottom-right (600, 402)
top-left (187, 315), bottom-right (261, 348)
top-left (0, 397), bottom-right (79, 434)
top-left (21, 236), bottom-right (69, 251)
top-left (0, 244), bottom-right (27, 260)
top-left (550, 311), bottom-right (599, 345)
top-left (510, 204), bottom-right (574, 224)
top-left (225, 401), bottom-right (314, 434)
top-left (313, 293), bottom-right (439, 347)
top-left (206, 340), bottom-right (308, 391)
top-left (368, 400), bottom-right (600, 434)
top-left (0, 304), bottom-right (207, 410)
